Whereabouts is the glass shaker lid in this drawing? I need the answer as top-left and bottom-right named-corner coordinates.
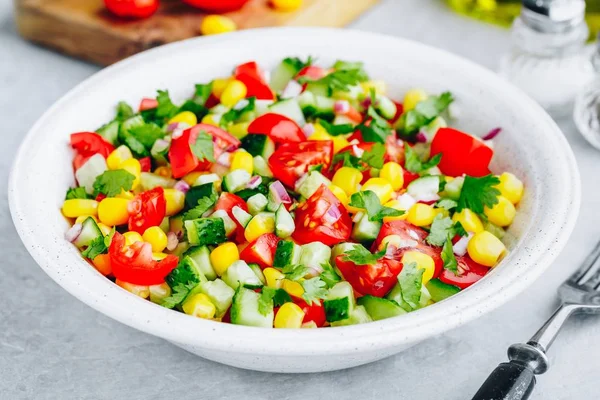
top-left (522, 0), bottom-right (586, 33)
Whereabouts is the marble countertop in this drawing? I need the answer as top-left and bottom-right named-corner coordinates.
top-left (1, 1), bottom-right (599, 399)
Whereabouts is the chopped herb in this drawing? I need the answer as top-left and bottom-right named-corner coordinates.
top-left (399, 92), bottom-right (454, 135)
top-left (357, 106), bottom-right (394, 143)
top-left (258, 287), bottom-right (290, 315)
top-left (330, 151), bottom-right (365, 171)
top-left (456, 174), bottom-right (501, 214)
top-left (436, 198), bottom-right (458, 211)
top-left (319, 119), bottom-right (355, 136)
top-left (81, 228), bottom-right (114, 260)
top-left (297, 68), bottom-right (368, 94)
top-left (332, 60), bottom-right (364, 71)
top-left (397, 262), bottom-right (424, 309)
top-left (93, 169), bottom-right (135, 197)
top-left (155, 90), bottom-right (179, 119)
top-left (65, 187), bottom-right (90, 200)
top-left (190, 131), bottom-right (215, 162)
top-left (193, 82), bottom-right (213, 106)
top-left (115, 101), bottom-right (134, 121)
top-left (348, 190), bottom-right (404, 222)
top-left (342, 244), bottom-right (387, 266)
top-left (302, 277), bottom-right (328, 305)
top-left (161, 282), bottom-right (197, 309)
top-left (282, 264), bottom-right (310, 281)
top-left (361, 142), bottom-right (386, 169)
top-left (404, 145), bottom-right (442, 173)
top-left (128, 122), bottom-right (165, 148)
top-left (320, 262), bottom-right (341, 288)
top-left (284, 56), bottom-right (314, 72)
top-left (426, 215), bottom-right (454, 246)
top-left (183, 193), bottom-right (217, 221)
top-left (441, 235), bottom-right (458, 275)
top-left (220, 97), bottom-right (256, 128)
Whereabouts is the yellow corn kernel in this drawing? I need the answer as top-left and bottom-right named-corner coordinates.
top-left (382, 200), bottom-right (408, 222)
top-left (152, 252), bottom-right (168, 260)
top-left (361, 178), bottom-right (394, 204)
top-left (183, 172), bottom-right (204, 186)
top-left (220, 80), bottom-right (247, 108)
top-left (401, 251), bottom-right (436, 285)
top-left (467, 231), bottom-right (506, 267)
top-left (378, 234), bottom-right (405, 251)
top-left (484, 196), bottom-right (516, 227)
top-left (116, 190), bottom-right (135, 200)
top-left (149, 282), bottom-right (172, 304)
top-left (406, 203), bottom-right (436, 227)
top-left (212, 77), bottom-right (232, 99)
top-left (271, 0), bottom-right (303, 12)
top-left (332, 167), bottom-right (363, 196)
top-left (62, 199), bottom-right (99, 218)
top-left (282, 279), bottom-right (304, 298)
top-left (301, 321), bottom-right (318, 329)
top-left (403, 88), bottom-right (428, 111)
top-left (116, 280), bottom-right (150, 299)
top-left (97, 223), bottom-right (113, 236)
top-left (106, 145), bottom-right (133, 170)
top-left (98, 198), bottom-right (130, 226)
top-left (274, 302), bottom-right (305, 328)
top-left (201, 15), bottom-right (237, 36)
top-left (452, 209), bottom-right (484, 233)
top-left (92, 253), bottom-right (112, 276)
top-left (143, 226), bottom-right (168, 252)
top-left (230, 151), bottom-right (254, 175)
top-left (496, 172), bottom-right (524, 205)
top-left (264, 268), bottom-right (285, 288)
top-left (168, 111), bottom-right (198, 127)
top-left (229, 122), bottom-right (250, 139)
top-left (360, 80), bottom-right (387, 95)
top-left (328, 184), bottom-right (349, 206)
top-left (123, 231), bottom-right (143, 246)
top-left (120, 158), bottom-right (141, 190)
top-left (379, 162), bottom-right (404, 191)
top-left (201, 114), bottom-right (219, 126)
top-left (210, 242), bottom-right (240, 276)
top-left (155, 166), bottom-right (172, 178)
top-left (182, 293), bottom-right (216, 319)
top-left (244, 214), bottom-right (275, 242)
top-left (163, 188), bottom-right (186, 216)
top-left (75, 215), bottom-right (98, 224)
top-left (311, 125), bottom-right (350, 154)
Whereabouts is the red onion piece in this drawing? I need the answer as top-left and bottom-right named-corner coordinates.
top-left (65, 224), bottom-right (83, 243)
top-left (127, 198), bottom-right (141, 215)
top-left (323, 205), bottom-right (341, 224)
top-left (153, 139), bottom-right (170, 151)
top-left (166, 122), bottom-right (180, 132)
top-left (482, 127), bottom-right (502, 141)
top-left (334, 100), bottom-right (350, 114)
top-left (247, 175), bottom-right (263, 189)
top-left (216, 152), bottom-right (232, 167)
top-left (415, 131), bottom-right (428, 143)
top-left (171, 129), bottom-right (184, 140)
top-left (352, 144), bottom-right (365, 157)
top-left (361, 97), bottom-right (372, 109)
top-left (269, 181), bottom-right (292, 207)
top-left (302, 123), bottom-right (315, 138)
top-left (281, 80), bottom-right (303, 99)
top-left (384, 244), bottom-right (398, 259)
top-left (166, 232), bottom-right (179, 251)
top-left (174, 180), bottom-right (190, 193)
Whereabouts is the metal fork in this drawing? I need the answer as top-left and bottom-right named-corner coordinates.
top-left (471, 241), bottom-right (600, 400)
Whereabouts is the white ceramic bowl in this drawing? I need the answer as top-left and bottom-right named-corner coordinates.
top-left (9, 28), bottom-right (580, 373)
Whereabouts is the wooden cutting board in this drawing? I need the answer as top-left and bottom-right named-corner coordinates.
top-left (14, 0), bottom-right (379, 66)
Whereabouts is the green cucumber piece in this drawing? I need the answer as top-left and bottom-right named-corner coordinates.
top-left (270, 59), bottom-right (301, 92)
top-left (196, 279), bottom-right (235, 318)
top-left (330, 305), bottom-right (373, 326)
top-left (222, 260), bottom-right (263, 290)
top-left (299, 242), bottom-right (331, 270)
top-left (274, 204), bottom-right (295, 239)
top-left (75, 154), bottom-right (107, 194)
top-left (268, 98), bottom-right (306, 126)
top-left (222, 169), bottom-right (251, 193)
top-left (182, 245), bottom-right (217, 281)
top-left (185, 183), bottom-right (215, 210)
top-left (96, 120), bottom-right (120, 145)
top-left (441, 176), bottom-right (464, 200)
top-left (295, 171), bottom-right (331, 199)
top-left (351, 214), bottom-right (381, 243)
top-left (140, 172), bottom-right (175, 191)
top-left (273, 240), bottom-right (302, 269)
top-left (253, 155), bottom-right (273, 177)
top-left (73, 217), bottom-right (103, 249)
top-left (357, 295), bottom-right (407, 321)
top-left (232, 206), bottom-right (252, 228)
top-left (425, 279), bottom-right (461, 303)
top-left (240, 134), bottom-right (275, 159)
top-left (246, 193), bottom-right (268, 215)
top-left (230, 287), bottom-right (274, 328)
top-left (184, 218), bottom-right (226, 246)
top-left (211, 209), bottom-right (237, 236)
top-left (324, 281), bottom-right (355, 323)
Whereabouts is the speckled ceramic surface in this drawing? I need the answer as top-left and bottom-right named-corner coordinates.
top-left (8, 28), bottom-right (580, 373)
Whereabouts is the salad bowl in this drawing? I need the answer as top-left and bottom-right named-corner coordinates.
top-left (9, 28), bottom-right (580, 372)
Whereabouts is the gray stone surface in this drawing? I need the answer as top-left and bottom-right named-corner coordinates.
top-left (1, 0), bottom-right (598, 399)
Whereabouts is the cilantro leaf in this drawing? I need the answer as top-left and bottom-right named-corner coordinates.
top-left (308, 164), bottom-right (323, 173)
top-left (436, 198), bottom-right (458, 211)
top-left (282, 264), bottom-right (310, 281)
top-left (121, 134), bottom-right (150, 158)
top-left (320, 262), bottom-right (341, 288)
top-left (399, 92), bottom-right (454, 135)
top-left (128, 122), bottom-right (165, 148)
top-left (441, 234), bottom-right (458, 275)
top-left (65, 187), bottom-right (90, 200)
top-left (361, 142), bottom-right (385, 169)
top-left (161, 282), bottom-right (197, 309)
top-left (397, 262), bottom-right (424, 309)
top-left (342, 244), bottom-right (387, 265)
top-left (330, 151), bottom-right (365, 171)
top-left (115, 101), bottom-right (134, 121)
top-left (258, 287), bottom-right (293, 316)
top-left (93, 169), bottom-right (135, 197)
top-left (456, 174), bottom-right (501, 214)
top-left (453, 221), bottom-right (468, 237)
top-left (348, 191), bottom-right (404, 222)
top-left (332, 60), bottom-right (364, 71)
top-left (81, 228), bottom-right (114, 260)
top-left (357, 106), bottom-right (393, 143)
top-left (190, 131), bottom-right (215, 162)
top-left (426, 215), bottom-right (455, 246)
top-left (155, 90), bottom-right (179, 119)
top-left (220, 97), bottom-right (256, 128)
top-left (404, 145), bottom-right (442, 173)
top-left (193, 82), bottom-right (213, 106)
top-left (179, 100), bottom-right (208, 121)
top-left (284, 56), bottom-right (314, 72)
top-left (319, 119), bottom-right (355, 136)
top-left (297, 68), bottom-right (368, 94)
top-left (183, 194), bottom-right (217, 221)
top-left (302, 277), bottom-right (328, 305)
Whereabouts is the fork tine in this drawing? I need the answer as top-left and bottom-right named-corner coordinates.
top-left (567, 240), bottom-right (600, 286)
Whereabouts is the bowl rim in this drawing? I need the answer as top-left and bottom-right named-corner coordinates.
top-left (9, 27), bottom-right (581, 356)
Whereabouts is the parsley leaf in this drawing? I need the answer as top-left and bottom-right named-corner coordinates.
top-left (282, 264), bottom-right (310, 281)
top-left (93, 169), bottom-right (135, 197)
top-left (297, 68), bottom-right (368, 94)
top-left (115, 101), bottom-right (134, 121)
top-left (348, 191), bottom-right (404, 222)
top-left (320, 262), bottom-right (341, 288)
top-left (161, 282), bottom-right (197, 309)
top-left (81, 228), bottom-right (114, 260)
top-left (183, 194), bottom-right (217, 221)
top-left (65, 187), bottom-right (90, 200)
top-left (190, 131), bottom-right (215, 162)
top-left (319, 119), bottom-right (355, 136)
top-left (404, 145), bottom-right (442, 173)
top-left (302, 277), bottom-right (328, 305)
top-left (456, 174), bottom-right (501, 214)
top-left (284, 56), bottom-right (314, 72)
top-left (155, 90), bottom-right (179, 119)
top-left (193, 82), bottom-right (213, 105)
top-left (332, 60), bottom-right (365, 71)
top-left (361, 142), bottom-right (385, 169)
top-left (258, 287), bottom-right (292, 316)
top-left (436, 198), bottom-right (458, 211)
top-left (330, 151), bottom-right (365, 171)
top-left (128, 122), bottom-right (165, 148)
top-left (342, 244), bottom-right (387, 265)
top-left (397, 262), bottom-right (424, 309)
top-left (357, 106), bottom-right (393, 143)
top-left (441, 234), bottom-right (458, 275)
top-left (121, 134), bottom-right (150, 158)
top-left (220, 97), bottom-right (256, 128)
top-left (426, 215), bottom-right (455, 246)
top-left (399, 92), bottom-right (454, 135)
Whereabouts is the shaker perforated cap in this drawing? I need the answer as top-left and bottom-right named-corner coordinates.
top-left (522, 0), bottom-right (586, 33)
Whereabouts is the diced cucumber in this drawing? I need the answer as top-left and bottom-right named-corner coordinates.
top-left (232, 206), bottom-right (252, 228)
top-left (375, 95), bottom-right (397, 120)
top-left (407, 175), bottom-right (442, 201)
top-left (425, 279), bottom-right (461, 303)
top-left (73, 217), bottom-right (103, 249)
top-left (323, 281), bottom-right (355, 323)
top-left (149, 283), bottom-right (171, 305)
top-left (253, 155), bottom-right (273, 177)
top-left (121, 115), bottom-right (145, 132)
top-left (298, 91), bottom-right (335, 120)
top-left (330, 305), bottom-right (373, 326)
top-left (247, 193), bottom-right (268, 215)
top-left (273, 240), bottom-right (302, 269)
top-left (299, 242), bottom-right (331, 271)
top-left (331, 242), bottom-right (359, 262)
top-left (305, 81), bottom-right (330, 97)
top-left (484, 221), bottom-right (506, 239)
top-left (183, 245), bottom-right (217, 281)
top-left (315, 95), bottom-right (335, 116)
top-left (268, 98), bottom-right (306, 126)
top-left (332, 84), bottom-right (363, 101)
top-left (295, 171), bottom-right (331, 199)
top-left (175, 256), bottom-right (209, 286)
top-left (140, 172), bottom-right (175, 191)
top-left (159, 216), bottom-right (170, 234)
top-left (440, 176), bottom-right (464, 200)
top-left (96, 120), bottom-right (120, 145)
top-left (222, 169), bottom-right (251, 193)
top-left (211, 209), bottom-right (237, 236)
top-left (270, 59), bottom-right (301, 92)
top-left (170, 241), bottom-right (190, 257)
top-left (194, 173), bottom-right (220, 186)
top-left (75, 154), bottom-right (107, 194)
top-left (185, 182), bottom-right (215, 210)
top-left (184, 218), bottom-right (227, 246)
top-left (351, 214), bottom-right (382, 243)
top-left (254, 100), bottom-right (275, 116)
top-left (240, 134), bottom-right (275, 159)
top-left (222, 260), bottom-right (263, 290)
top-left (332, 115), bottom-right (356, 125)
top-left (422, 116), bottom-right (448, 142)
top-left (249, 263), bottom-right (266, 285)
top-left (297, 91), bottom-right (317, 116)
top-left (357, 295), bottom-right (407, 321)
top-left (274, 204), bottom-right (295, 238)
top-left (196, 279), bottom-right (235, 318)
top-left (150, 137), bottom-right (171, 166)
top-left (386, 283), bottom-right (431, 312)
top-left (230, 287), bottom-right (274, 328)
top-left (209, 104), bottom-right (230, 115)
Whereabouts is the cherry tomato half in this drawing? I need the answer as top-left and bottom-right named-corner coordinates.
top-left (240, 233), bottom-right (280, 269)
top-left (104, 0), bottom-right (159, 19)
top-left (128, 187), bottom-right (166, 234)
top-left (139, 98), bottom-right (158, 111)
top-left (439, 254), bottom-right (489, 289)
top-left (234, 62), bottom-right (275, 100)
top-left (268, 140), bottom-right (333, 188)
top-left (70, 132), bottom-right (114, 159)
top-left (182, 0), bottom-right (249, 12)
top-left (215, 192), bottom-right (249, 242)
top-left (248, 113), bottom-right (304, 144)
top-left (292, 297), bottom-right (327, 327)
top-left (430, 127), bottom-right (493, 177)
top-left (335, 255), bottom-right (404, 298)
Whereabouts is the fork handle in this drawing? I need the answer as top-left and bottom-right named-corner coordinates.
top-left (471, 360), bottom-right (536, 400)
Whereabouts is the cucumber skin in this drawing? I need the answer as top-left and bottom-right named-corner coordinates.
top-left (357, 295), bottom-right (406, 321)
top-left (425, 279), bottom-right (461, 303)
